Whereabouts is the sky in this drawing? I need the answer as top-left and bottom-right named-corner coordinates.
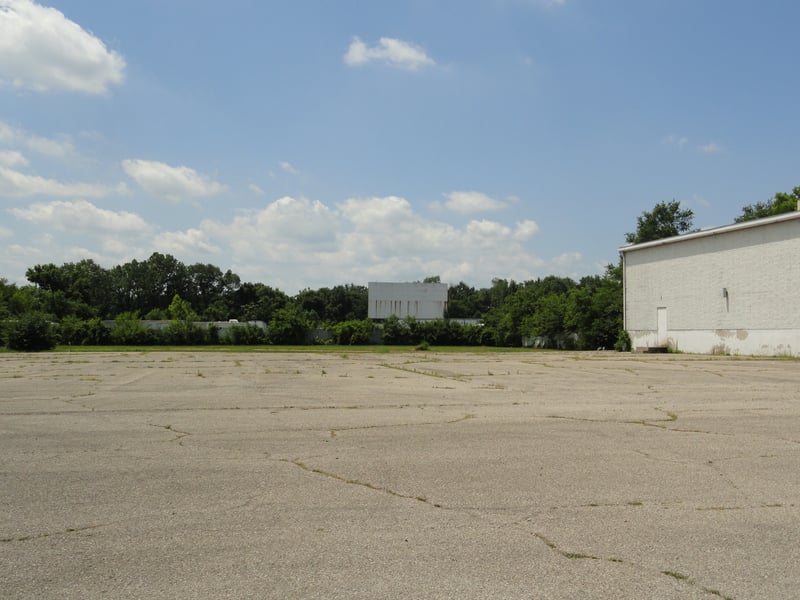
top-left (1, 0), bottom-right (798, 294)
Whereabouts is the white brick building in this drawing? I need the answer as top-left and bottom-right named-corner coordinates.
top-left (619, 210), bottom-right (800, 356)
top-left (368, 282), bottom-right (448, 320)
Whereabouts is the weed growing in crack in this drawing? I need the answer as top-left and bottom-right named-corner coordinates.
top-left (662, 570), bottom-right (689, 581)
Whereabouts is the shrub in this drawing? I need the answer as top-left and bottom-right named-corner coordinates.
top-left (614, 329), bottom-right (631, 352)
top-left (5, 312), bottom-right (57, 351)
top-left (334, 319), bottom-right (373, 345)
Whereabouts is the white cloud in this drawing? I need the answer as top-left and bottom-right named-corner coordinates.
top-left (663, 134), bottom-right (688, 147)
top-left (248, 183), bottom-right (265, 195)
top-left (279, 161), bottom-right (299, 175)
top-left (0, 224), bottom-right (12, 239)
top-left (0, 165), bottom-right (127, 197)
top-left (444, 191), bottom-right (507, 213)
top-left (9, 199), bottom-right (150, 235)
top-left (514, 219), bottom-right (539, 240)
top-left (122, 159), bottom-right (225, 202)
top-left (0, 0), bottom-right (125, 94)
top-left (195, 195), bottom-right (553, 292)
top-left (0, 149), bottom-right (28, 167)
top-left (0, 120), bottom-right (76, 157)
top-left (344, 36), bottom-right (435, 70)
top-left (699, 142), bottom-right (722, 154)
top-left (153, 228), bottom-right (220, 256)
top-left (0, 193), bottom-right (588, 295)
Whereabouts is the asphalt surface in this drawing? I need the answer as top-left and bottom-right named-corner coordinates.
top-left (1, 350), bottom-right (799, 599)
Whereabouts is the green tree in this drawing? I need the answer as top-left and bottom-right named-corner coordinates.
top-left (564, 264), bottom-right (623, 350)
top-left (230, 283), bottom-right (288, 323)
top-left (267, 304), bottom-right (310, 344)
top-left (166, 294), bottom-right (204, 345)
top-left (735, 186), bottom-right (800, 223)
top-left (625, 200), bottom-right (694, 244)
top-left (521, 292), bottom-right (568, 346)
top-left (446, 282), bottom-right (481, 318)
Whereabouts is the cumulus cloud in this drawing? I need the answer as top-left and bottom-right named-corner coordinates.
top-left (0, 165), bottom-right (127, 197)
top-left (444, 191), bottom-right (507, 213)
top-left (194, 195), bottom-right (552, 292)
top-left (248, 183), bottom-right (265, 195)
top-left (9, 199), bottom-right (150, 235)
top-left (344, 36), bottom-right (435, 70)
top-left (514, 219), bottom-right (539, 240)
top-left (0, 192), bottom-right (583, 295)
top-left (122, 159), bottom-right (225, 202)
top-left (153, 228), bottom-right (220, 256)
top-left (0, 0), bottom-right (125, 94)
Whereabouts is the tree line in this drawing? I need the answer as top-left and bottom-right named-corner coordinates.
top-left (1, 186), bottom-right (796, 350)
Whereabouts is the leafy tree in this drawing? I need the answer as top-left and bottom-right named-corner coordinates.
top-left (231, 283), bottom-right (288, 323)
top-left (564, 265), bottom-right (623, 349)
top-left (184, 262), bottom-right (240, 316)
top-left (295, 284), bottom-right (367, 324)
top-left (166, 294), bottom-right (204, 344)
top-left (521, 292), bottom-right (568, 346)
top-left (625, 200), bottom-right (694, 244)
top-left (267, 304), bottom-right (310, 344)
top-left (0, 278), bottom-right (18, 320)
top-left (446, 282), bottom-right (481, 318)
top-left (735, 186), bottom-right (799, 223)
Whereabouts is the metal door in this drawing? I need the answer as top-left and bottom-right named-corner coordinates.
top-left (657, 307), bottom-right (668, 346)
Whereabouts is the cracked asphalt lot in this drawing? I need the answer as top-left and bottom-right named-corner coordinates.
top-left (1, 350), bottom-right (799, 599)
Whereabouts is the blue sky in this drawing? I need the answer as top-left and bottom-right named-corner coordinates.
top-left (1, 0), bottom-right (798, 293)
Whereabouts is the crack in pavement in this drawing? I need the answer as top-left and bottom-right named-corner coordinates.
top-left (545, 411), bottom-right (735, 437)
top-left (149, 423), bottom-right (192, 445)
top-left (283, 452), bottom-right (742, 600)
top-left (1, 521), bottom-right (121, 544)
top-left (530, 531), bottom-right (735, 599)
top-left (328, 413), bottom-right (477, 438)
top-left (281, 458), bottom-right (444, 508)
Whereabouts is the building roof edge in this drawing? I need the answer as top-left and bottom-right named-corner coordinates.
top-left (618, 210), bottom-right (800, 254)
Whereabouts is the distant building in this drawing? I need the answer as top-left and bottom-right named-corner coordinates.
top-left (619, 210), bottom-right (800, 356)
top-left (368, 282), bottom-right (448, 320)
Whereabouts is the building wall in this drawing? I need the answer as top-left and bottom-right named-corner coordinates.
top-left (368, 282), bottom-right (448, 320)
top-left (622, 216), bottom-right (800, 356)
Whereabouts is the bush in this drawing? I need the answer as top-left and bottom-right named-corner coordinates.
top-left (334, 319), bottom-right (373, 345)
top-left (614, 329), bottom-right (631, 352)
top-left (221, 323), bottom-right (267, 345)
top-left (382, 315), bottom-right (410, 345)
top-left (110, 312), bottom-right (155, 345)
top-left (5, 312), bottom-right (57, 351)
